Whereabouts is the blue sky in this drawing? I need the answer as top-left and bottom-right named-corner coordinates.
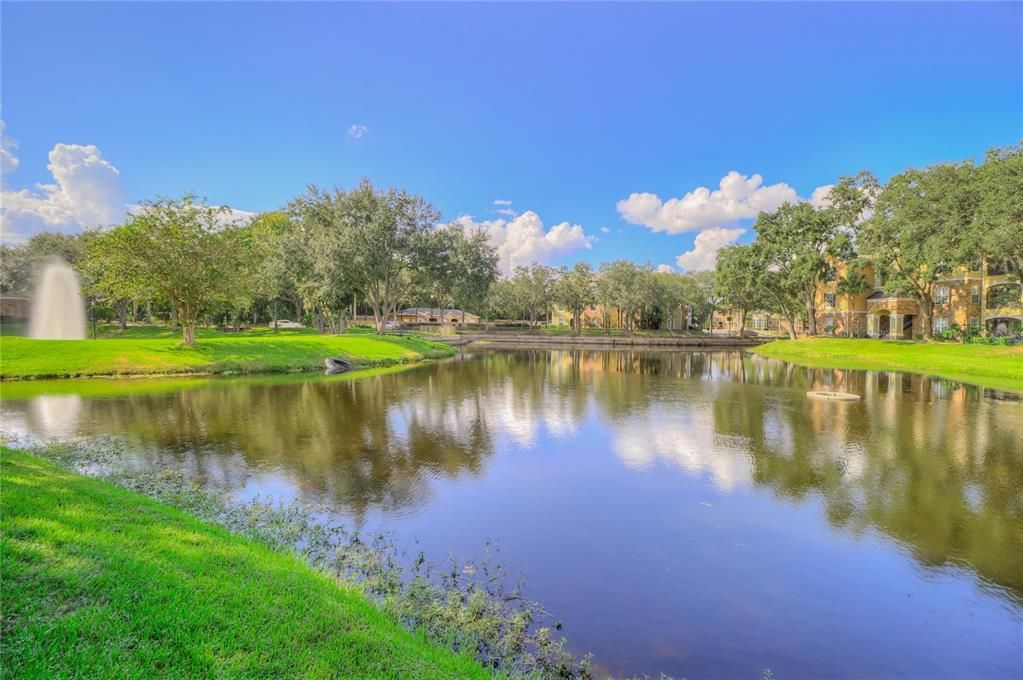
top-left (2, 2), bottom-right (1021, 272)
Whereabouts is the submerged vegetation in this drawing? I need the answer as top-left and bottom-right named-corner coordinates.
top-left (1, 442), bottom-right (592, 678)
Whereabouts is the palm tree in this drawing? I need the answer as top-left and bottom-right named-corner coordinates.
top-left (836, 268), bottom-right (872, 337)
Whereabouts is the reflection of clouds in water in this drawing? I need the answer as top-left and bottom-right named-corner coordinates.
top-left (28, 394), bottom-right (82, 439)
top-left (762, 405), bottom-right (795, 459)
top-left (839, 442), bottom-right (868, 482)
top-left (399, 375), bottom-right (583, 450)
top-left (613, 405), bottom-right (753, 492)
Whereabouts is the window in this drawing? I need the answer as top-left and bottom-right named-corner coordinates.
top-left (825, 293), bottom-right (836, 308)
top-left (971, 286), bottom-right (980, 305)
top-left (935, 286), bottom-right (950, 305)
top-left (934, 317), bottom-right (949, 334)
top-left (969, 317), bottom-right (979, 328)
top-left (755, 317), bottom-right (765, 330)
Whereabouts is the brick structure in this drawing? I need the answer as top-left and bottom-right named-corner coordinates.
top-left (0, 296), bottom-right (31, 323)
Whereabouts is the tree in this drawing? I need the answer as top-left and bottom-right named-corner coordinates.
top-left (714, 244), bottom-right (766, 336)
top-left (755, 201), bottom-right (852, 336)
top-left (86, 195), bottom-right (253, 345)
top-left (433, 224), bottom-right (499, 324)
top-left (974, 143), bottom-right (1023, 278)
top-left (250, 211), bottom-right (310, 329)
top-left (594, 260), bottom-right (656, 334)
top-left (553, 262), bottom-right (595, 334)
top-left (1, 231), bottom-right (93, 297)
top-left (835, 266), bottom-right (872, 337)
top-left (511, 264), bottom-right (555, 328)
top-left (860, 161), bottom-right (978, 339)
top-left (455, 228), bottom-right (499, 322)
top-left (650, 272), bottom-right (694, 330)
top-left (687, 270), bottom-right (719, 331)
top-left (483, 279), bottom-right (517, 327)
top-left (292, 179), bottom-right (441, 333)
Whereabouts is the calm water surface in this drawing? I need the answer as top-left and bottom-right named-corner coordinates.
top-left (3, 350), bottom-right (1022, 678)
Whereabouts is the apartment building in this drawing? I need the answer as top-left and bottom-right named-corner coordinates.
top-left (714, 258), bottom-right (1022, 338)
top-left (819, 259), bottom-right (1021, 338)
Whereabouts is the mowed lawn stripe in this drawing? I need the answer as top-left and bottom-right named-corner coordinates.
top-left (0, 333), bottom-right (454, 379)
top-left (0, 448), bottom-right (489, 678)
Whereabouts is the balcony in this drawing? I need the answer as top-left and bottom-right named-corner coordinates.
top-left (986, 283), bottom-right (1022, 310)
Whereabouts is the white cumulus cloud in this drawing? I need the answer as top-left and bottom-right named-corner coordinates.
top-left (674, 226), bottom-right (746, 272)
top-left (1, 121), bottom-right (19, 175)
top-left (1, 134), bottom-right (129, 243)
top-left (443, 211), bottom-right (595, 276)
top-left (809, 184), bottom-right (834, 209)
top-left (618, 171), bottom-right (833, 234)
top-left (655, 264), bottom-right (675, 273)
top-left (493, 199), bottom-right (512, 206)
top-left (347, 124), bottom-right (368, 140)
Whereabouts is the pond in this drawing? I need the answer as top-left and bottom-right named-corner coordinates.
top-left (2, 349), bottom-right (1021, 678)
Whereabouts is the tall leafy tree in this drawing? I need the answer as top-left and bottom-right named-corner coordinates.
top-left (650, 272), bottom-right (694, 330)
top-left (511, 263), bottom-right (556, 328)
top-left (860, 161), bottom-right (978, 338)
top-left (595, 260), bottom-right (654, 334)
top-left (453, 227), bottom-right (499, 322)
top-left (293, 179), bottom-right (441, 333)
top-left (755, 201), bottom-right (852, 336)
top-left (714, 244), bottom-right (766, 336)
top-left (687, 270), bottom-right (719, 331)
top-left (974, 142), bottom-right (1023, 278)
top-left (250, 211), bottom-right (311, 328)
top-left (86, 195), bottom-right (254, 345)
top-left (553, 262), bottom-right (595, 334)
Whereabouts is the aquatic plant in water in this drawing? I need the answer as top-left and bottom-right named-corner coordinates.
top-left (11, 437), bottom-right (592, 678)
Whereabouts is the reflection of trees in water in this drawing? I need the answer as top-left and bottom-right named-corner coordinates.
top-left (710, 361), bottom-right (1023, 603)
top-left (18, 349), bottom-right (1023, 600)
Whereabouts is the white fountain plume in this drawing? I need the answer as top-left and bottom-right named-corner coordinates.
top-left (29, 257), bottom-right (86, 340)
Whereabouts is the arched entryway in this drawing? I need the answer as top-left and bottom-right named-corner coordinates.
top-left (878, 311), bottom-right (891, 338)
top-left (986, 316), bottom-right (1022, 336)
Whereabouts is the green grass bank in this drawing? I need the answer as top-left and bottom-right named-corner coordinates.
top-left (0, 448), bottom-right (489, 678)
top-left (0, 327), bottom-right (455, 380)
top-left (751, 337), bottom-right (1023, 392)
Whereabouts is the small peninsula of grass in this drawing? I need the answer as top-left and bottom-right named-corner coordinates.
top-left (0, 448), bottom-right (488, 678)
top-left (751, 337), bottom-right (1023, 392)
top-left (0, 326), bottom-right (455, 380)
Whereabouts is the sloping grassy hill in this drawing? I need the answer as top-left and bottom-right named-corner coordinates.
top-left (751, 337), bottom-right (1023, 392)
top-left (0, 329), bottom-right (454, 379)
top-left (0, 448), bottom-right (488, 678)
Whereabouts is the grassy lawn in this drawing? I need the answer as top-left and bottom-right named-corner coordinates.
top-left (0, 448), bottom-right (488, 678)
top-left (751, 337), bottom-right (1023, 392)
top-left (0, 326), bottom-right (455, 379)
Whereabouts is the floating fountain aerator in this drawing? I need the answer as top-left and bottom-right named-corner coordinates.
top-left (806, 390), bottom-right (861, 401)
top-left (29, 257), bottom-right (86, 340)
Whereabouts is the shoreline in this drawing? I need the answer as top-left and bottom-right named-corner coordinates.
top-left (0, 333), bottom-right (455, 382)
top-left (0, 447), bottom-right (494, 678)
top-left (429, 332), bottom-right (767, 349)
top-left (751, 337), bottom-right (1023, 393)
